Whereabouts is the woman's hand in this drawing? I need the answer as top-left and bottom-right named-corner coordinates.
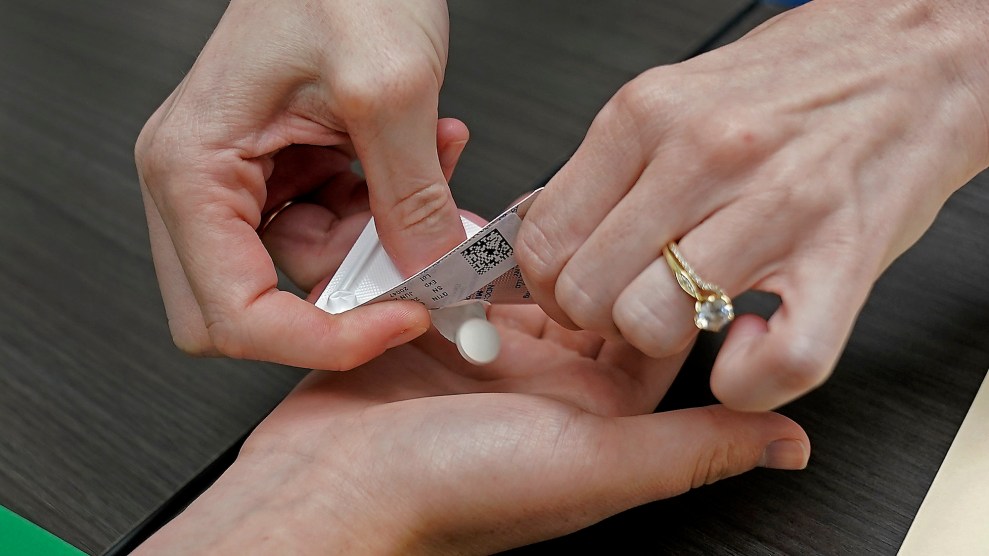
top-left (516, 0), bottom-right (989, 411)
top-left (136, 215), bottom-right (809, 555)
top-left (135, 0), bottom-right (467, 370)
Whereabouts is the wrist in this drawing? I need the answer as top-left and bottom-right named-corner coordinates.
top-left (886, 0), bottom-right (989, 173)
top-left (931, 0), bottom-right (989, 170)
top-left (806, 0), bottom-right (989, 183)
top-left (134, 450), bottom-right (413, 554)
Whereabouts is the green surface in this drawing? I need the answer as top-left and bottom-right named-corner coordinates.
top-left (0, 505), bottom-right (82, 556)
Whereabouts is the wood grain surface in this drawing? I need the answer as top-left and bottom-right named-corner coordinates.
top-left (441, 0), bottom-right (753, 217)
top-left (3, 1), bottom-right (987, 555)
top-left (0, 4), bottom-right (306, 554)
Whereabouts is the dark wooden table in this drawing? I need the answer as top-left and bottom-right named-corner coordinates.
top-left (2, 1), bottom-right (986, 554)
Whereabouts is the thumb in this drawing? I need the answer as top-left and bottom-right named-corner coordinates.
top-left (350, 100), bottom-right (467, 277)
top-left (461, 405), bottom-right (809, 553)
top-left (588, 405), bottom-right (809, 509)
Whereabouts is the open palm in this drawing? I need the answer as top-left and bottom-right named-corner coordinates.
top-left (241, 304), bottom-right (807, 553)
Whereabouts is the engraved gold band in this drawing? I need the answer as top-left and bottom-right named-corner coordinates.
top-left (662, 241), bottom-right (734, 332)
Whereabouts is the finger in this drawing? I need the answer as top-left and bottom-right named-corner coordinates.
top-left (612, 257), bottom-right (704, 356)
top-left (262, 145), bottom-right (354, 214)
top-left (538, 319), bottom-right (607, 360)
top-left (466, 314), bottom-right (686, 418)
top-left (261, 150), bottom-right (371, 291)
top-left (437, 117), bottom-right (469, 183)
top-left (611, 203), bottom-right (783, 357)
top-left (149, 166), bottom-right (425, 368)
top-left (140, 182), bottom-right (216, 355)
top-left (150, 150), bottom-right (430, 369)
top-left (710, 259), bottom-right (872, 411)
top-left (595, 337), bottom-right (695, 413)
top-left (588, 406), bottom-right (809, 511)
top-left (306, 167), bottom-right (371, 219)
top-left (469, 404), bottom-right (808, 552)
top-left (551, 157), bottom-right (726, 340)
top-left (213, 289), bottom-right (431, 369)
top-left (350, 92), bottom-right (466, 277)
top-left (263, 202), bottom-right (371, 292)
top-left (515, 100), bottom-right (649, 330)
top-left (527, 338), bottom-right (692, 417)
top-left (264, 120), bottom-right (470, 291)
top-left (486, 301), bottom-right (551, 339)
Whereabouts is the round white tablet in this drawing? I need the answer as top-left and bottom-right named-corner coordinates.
top-left (455, 318), bottom-right (500, 365)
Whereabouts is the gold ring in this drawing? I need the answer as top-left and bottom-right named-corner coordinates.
top-left (257, 200), bottom-right (297, 236)
top-left (662, 241), bottom-right (734, 332)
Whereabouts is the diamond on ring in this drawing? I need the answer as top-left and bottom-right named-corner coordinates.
top-left (662, 241), bottom-right (734, 332)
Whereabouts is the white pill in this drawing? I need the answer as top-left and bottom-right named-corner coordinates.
top-left (455, 318), bottom-right (500, 365)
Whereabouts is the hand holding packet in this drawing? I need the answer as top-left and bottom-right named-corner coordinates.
top-left (315, 189), bottom-right (542, 364)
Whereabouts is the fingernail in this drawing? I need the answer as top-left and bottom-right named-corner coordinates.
top-left (758, 439), bottom-right (809, 470)
top-left (385, 324), bottom-right (428, 350)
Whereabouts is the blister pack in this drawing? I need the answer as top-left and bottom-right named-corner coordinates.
top-left (315, 189), bottom-right (542, 364)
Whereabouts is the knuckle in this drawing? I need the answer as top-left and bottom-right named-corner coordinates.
top-left (134, 124), bottom-right (153, 170)
top-left (554, 270), bottom-right (606, 331)
top-left (767, 334), bottom-right (834, 393)
top-left (135, 120), bottom-right (183, 190)
top-left (516, 219), bottom-right (567, 292)
top-left (613, 291), bottom-right (693, 357)
top-left (387, 181), bottom-right (455, 235)
top-left (164, 309), bottom-right (221, 357)
top-left (204, 317), bottom-right (249, 360)
top-left (691, 442), bottom-right (744, 489)
top-left (134, 104), bottom-right (165, 165)
top-left (689, 409), bottom-right (749, 489)
top-left (168, 326), bottom-right (218, 358)
top-left (693, 109), bottom-right (779, 170)
top-left (335, 61), bottom-right (438, 119)
top-left (608, 68), bottom-right (666, 124)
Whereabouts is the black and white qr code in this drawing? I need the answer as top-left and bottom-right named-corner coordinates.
top-left (461, 229), bottom-right (514, 275)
